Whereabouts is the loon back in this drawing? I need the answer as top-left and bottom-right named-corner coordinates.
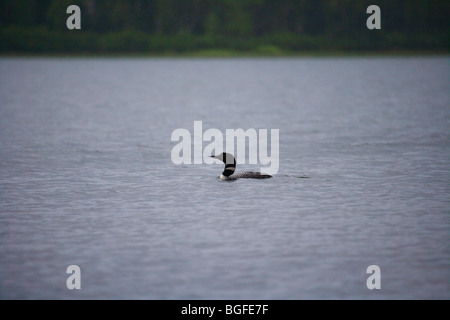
top-left (210, 152), bottom-right (272, 180)
top-left (230, 171), bottom-right (272, 179)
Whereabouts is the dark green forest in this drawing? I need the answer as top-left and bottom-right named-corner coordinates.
top-left (0, 0), bottom-right (448, 55)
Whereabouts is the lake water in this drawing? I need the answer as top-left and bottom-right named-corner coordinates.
top-left (0, 56), bottom-right (448, 299)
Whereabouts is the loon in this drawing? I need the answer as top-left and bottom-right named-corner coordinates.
top-left (210, 152), bottom-right (272, 180)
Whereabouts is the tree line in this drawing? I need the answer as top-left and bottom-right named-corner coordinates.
top-left (0, 0), bottom-right (448, 54)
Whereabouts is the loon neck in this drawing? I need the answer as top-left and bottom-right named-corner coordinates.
top-left (222, 158), bottom-right (236, 177)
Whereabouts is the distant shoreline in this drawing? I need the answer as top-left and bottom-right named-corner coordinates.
top-left (1, 26), bottom-right (447, 58)
top-left (1, 50), bottom-right (448, 59)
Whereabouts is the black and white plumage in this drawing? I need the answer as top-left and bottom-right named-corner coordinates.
top-left (210, 152), bottom-right (272, 180)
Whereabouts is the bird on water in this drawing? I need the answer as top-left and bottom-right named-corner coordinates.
top-left (210, 152), bottom-right (272, 180)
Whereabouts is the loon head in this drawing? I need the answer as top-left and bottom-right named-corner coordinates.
top-left (210, 152), bottom-right (236, 177)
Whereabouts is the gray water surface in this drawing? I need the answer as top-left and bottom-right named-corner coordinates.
top-left (0, 57), bottom-right (448, 299)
